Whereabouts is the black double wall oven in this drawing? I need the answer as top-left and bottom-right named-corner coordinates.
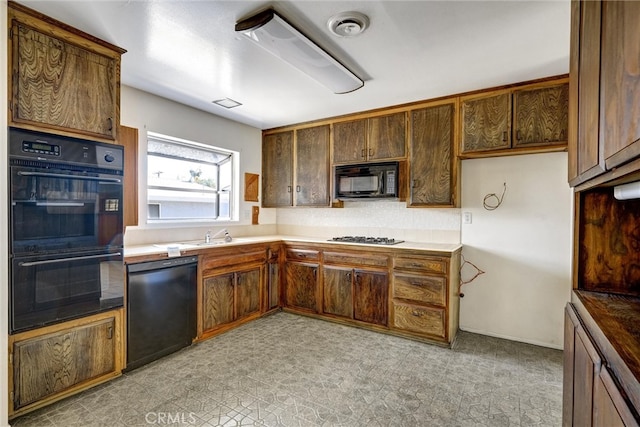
top-left (9, 128), bottom-right (125, 334)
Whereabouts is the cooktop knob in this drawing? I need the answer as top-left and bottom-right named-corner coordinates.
top-left (104, 153), bottom-right (115, 162)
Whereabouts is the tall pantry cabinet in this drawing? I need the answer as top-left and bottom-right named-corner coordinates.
top-left (564, 1), bottom-right (640, 426)
top-left (7, 1), bottom-right (127, 419)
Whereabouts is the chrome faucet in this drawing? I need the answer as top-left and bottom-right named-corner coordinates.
top-left (205, 228), bottom-right (232, 243)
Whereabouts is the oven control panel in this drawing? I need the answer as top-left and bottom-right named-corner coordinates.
top-left (22, 140), bottom-right (60, 156)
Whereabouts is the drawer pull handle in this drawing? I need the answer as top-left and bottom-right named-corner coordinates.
top-left (107, 326), bottom-right (113, 339)
top-left (411, 311), bottom-right (421, 317)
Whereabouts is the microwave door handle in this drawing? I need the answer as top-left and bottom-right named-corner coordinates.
top-left (17, 171), bottom-right (122, 183)
top-left (378, 172), bottom-right (384, 194)
top-left (19, 252), bottom-right (122, 267)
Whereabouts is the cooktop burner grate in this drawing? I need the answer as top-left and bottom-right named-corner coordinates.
top-left (329, 236), bottom-right (404, 245)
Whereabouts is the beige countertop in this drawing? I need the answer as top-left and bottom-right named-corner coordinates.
top-left (124, 235), bottom-right (462, 260)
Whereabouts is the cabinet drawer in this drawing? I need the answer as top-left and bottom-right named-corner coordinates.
top-left (286, 249), bottom-right (319, 262)
top-left (324, 252), bottom-right (388, 268)
top-left (394, 256), bottom-right (447, 274)
top-left (392, 302), bottom-right (445, 338)
top-left (393, 274), bottom-right (446, 306)
top-left (202, 250), bottom-right (266, 270)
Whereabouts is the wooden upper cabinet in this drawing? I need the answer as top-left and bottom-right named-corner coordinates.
top-left (569, 0), bottom-right (605, 186)
top-left (569, 0), bottom-right (640, 186)
top-left (461, 78), bottom-right (569, 158)
top-left (262, 131), bottom-right (293, 207)
top-left (295, 125), bottom-right (330, 206)
top-left (333, 119), bottom-right (367, 163)
top-left (368, 112), bottom-right (407, 161)
top-left (8, 3), bottom-right (125, 141)
top-left (409, 102), bottom-right (457, 207)
top-left (513, 83), bottom-right (569, 147)
top-left (333, 112), bottom-right (407, 164)
top-left (600, 1), bottom-right (640, 171)
top-left (461, 90), bottom-right (511, 153)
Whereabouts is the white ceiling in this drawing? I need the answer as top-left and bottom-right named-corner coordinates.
top-left (16, 1), bottom-right (570, 130)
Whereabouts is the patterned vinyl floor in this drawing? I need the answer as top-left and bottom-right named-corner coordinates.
top-left (11, 312), bottom-right (563, 426)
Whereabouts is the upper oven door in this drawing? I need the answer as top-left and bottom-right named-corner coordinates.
top-left (10, 164), bottom-right (123, 255)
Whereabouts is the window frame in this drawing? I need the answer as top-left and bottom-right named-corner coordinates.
top-left (145, 131), bottom-right (239, 224)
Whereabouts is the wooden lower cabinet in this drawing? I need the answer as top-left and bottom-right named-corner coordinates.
top-left (322, 266), bottom-right (388, 326)
top-left (353, 271), bottom-right (388, 326)
top-left (202, 266), bottom-right (262, 333)
top-left (9, 309), bottom-right (124, 418)
top-left (266, 246), bottom-right (281, 311)
top-left (563, 302), bottom-right (639, 427)
top-left (390, 253), bottom-right (460, 345)
top-left (284, 262), bottom-right (318, 313)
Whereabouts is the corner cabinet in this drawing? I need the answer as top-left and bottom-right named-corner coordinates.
top-left (8, 2), bottom-right (126, 141)
top-left (409, 100), bottom-right (458, 207)
top-left (569, 0), bottom-right (640, 187)
top-left (283, 248), bottom-right (320, 313)
top-left (460, 78), bottom-right (569, 158)
top-left (8, 309), bottom-right (124, 418)
top-left (262, 125), bottom-right (330, 207)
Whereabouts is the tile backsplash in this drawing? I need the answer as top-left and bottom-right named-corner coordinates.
top-left (276, 201), bottom-right (461, 244)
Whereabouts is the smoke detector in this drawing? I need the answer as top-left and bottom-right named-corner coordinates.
top-left (328, 12), bottom-right (369, 37)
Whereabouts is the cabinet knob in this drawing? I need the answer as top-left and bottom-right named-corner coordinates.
top-left (296, 185), bottom-right (301, 192)
top-left (108, 117), bottom-right (113, 131)
top-left (361, 149), bottom-right (366, 158)
top-left (502, 131), bottom-right (508, 142)
top-left (412, 179), bottom-right (417, 188)
top-left (412, 310), bottom-right (421, 317)
top-left (107, 326), bottom-right (113, 339)
top-left (287, 186), bottom-right (292, 193)
top-left (369, 148), bottom-right (373, 157)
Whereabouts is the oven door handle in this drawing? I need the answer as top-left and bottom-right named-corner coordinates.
top-left (17, 171), bottom-right (122, 183)
top-left (19, 252), bottom-right (122, 267)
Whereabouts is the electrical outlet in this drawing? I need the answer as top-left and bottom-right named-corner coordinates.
top-left (463, 212), bottom-right (472, 224)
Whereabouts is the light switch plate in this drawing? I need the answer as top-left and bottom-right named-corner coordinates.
top-left (463, 212), bottom-right (472, 224)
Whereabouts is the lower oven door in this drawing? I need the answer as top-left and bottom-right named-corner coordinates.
top-left (10, 250), bottom-right (124, 334)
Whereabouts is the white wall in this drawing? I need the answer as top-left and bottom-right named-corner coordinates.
top-left (1, 1), bottom-right (9, 425)
top-left (459, 152), bottom-right (573, 349)
top-left (119, 86), bottom-right (276, 245)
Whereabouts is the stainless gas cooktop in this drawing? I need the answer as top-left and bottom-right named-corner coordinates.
top-left (329, 236), bottom-right (404, 245)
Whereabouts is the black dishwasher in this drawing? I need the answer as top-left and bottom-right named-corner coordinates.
top-left (126, 256), bottom-right (197, 371)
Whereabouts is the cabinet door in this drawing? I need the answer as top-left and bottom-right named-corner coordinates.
top-left (461, 91), bottom-right (511, 153)
top-left (236, 268), bottom-right (261, 319)
top-left (202, 273), bottom-right (235, 331)
top-left (13, 317), bottom-right (116, 409)
top-left (10, 20), bottom-right (119, 140)
top-left (267, 258), bottom-right (280, 311)
top-left (296, 125), bottom-right (330, 206)
top-left (513, 83), bottom-right (569, 147)
top-left (368, 112), bottom-right (407, 161)
top-left (593, 367), bottom-right (638, 427)
top-left (262, 131), bottom-right (293, 207)
top-left (409, 103), bottom-right (455, 206)
top-left (333, 119), bottom-right (367, 164)
top-left (600, 1), bottom-right (640, 170)
top-left (563, 304), bottom-right (579, 427)
top-left (284, 262), bottom-right (318, 313)
top-left (569, 0), bottom-right (605, 185)
top-left (574, 324), bottom-right (602, 427)
top-left (322, 266), bottom-right (353, 319)
top-left (353, 271), bottom-right (388, 326)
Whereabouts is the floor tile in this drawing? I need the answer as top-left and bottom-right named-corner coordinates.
top-left (9, 312), bottom-right (563, 427)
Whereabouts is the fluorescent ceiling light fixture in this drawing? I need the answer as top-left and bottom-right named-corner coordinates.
top-left (213, 98), bottom-right (242, 109)
top-left (236, 9), bottom-right (364, 94)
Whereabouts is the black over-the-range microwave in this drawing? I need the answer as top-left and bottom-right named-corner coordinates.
top-left (335, 162), bottom-right (399, 199)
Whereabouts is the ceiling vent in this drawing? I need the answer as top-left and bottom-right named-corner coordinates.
top-left (328, 12), bottom-right (369, 38)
